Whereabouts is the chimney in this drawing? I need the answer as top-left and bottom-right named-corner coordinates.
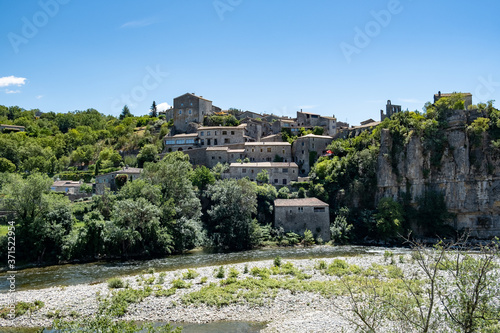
top-left (438, 91), bottom-right (441, 97)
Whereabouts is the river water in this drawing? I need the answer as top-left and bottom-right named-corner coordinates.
top-left (0, 245), bottom-right (409, 292)
top-left (0, 245), bottom-right (410, 332)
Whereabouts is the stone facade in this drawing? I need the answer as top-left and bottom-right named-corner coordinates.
top-left (274, 198), bottom-right (330, 241)
top-left (164, 133), bottom-right (199, 152)
top-left (244, 142), bottom-right (292, 162)
top-left (164, 93), bottom-right (220, 133)
top-left (198, 125), bottom-right (250, 147)
top-left (293, 134), bottom-right (333, 175)
top-left (376, 109), bottom-right (500, 238)
top-left (206, 146), bottom-right (245, 168)
top-left (94, 167), bottom-right (142, 195)
top-left (225, 162), bottom-right (299, 185)
top-left (380, 100), bottom-right (401, 121)
top-left (434, 91), bottom-right (473, 109)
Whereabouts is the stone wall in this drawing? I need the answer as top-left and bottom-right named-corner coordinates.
top-left (274, 204), bottom-right (330, 241)
top-left (376, 110), bottom-right (500, 238)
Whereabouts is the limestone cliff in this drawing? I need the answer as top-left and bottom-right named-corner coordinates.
top-left (377, 110), bottom-right (500, 238)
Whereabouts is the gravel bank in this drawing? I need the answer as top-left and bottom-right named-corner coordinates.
top-left (1, 252), bottom-right (497, 332)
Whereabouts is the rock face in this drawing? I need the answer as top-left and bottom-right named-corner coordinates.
top-left (377, 110), bottom-right (500, 238)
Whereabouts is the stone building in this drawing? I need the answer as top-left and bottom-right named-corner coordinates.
top-left (434, 91), bottom-right (472, 109)
top-left (198, 124), bottom-right (250, 146)
top-left (94, 167), bottom-right (142, 195)
top-left (244, 142), bottom-right (292, 162)
top-left (274, 198), bottom-right (330, 241)
top-left (51, 180), bottom-right (87, 194)
top-left (225, 162), bottom-right (299, 185)
top-left (240, 118), bottom-right (272, 141)
top-left (293, 134), bottom-right (333, 175)
top-left (297, 111), bottom-right (321, 127)
top-left (163, 93), bottom-right (220, 133)
top-left (271, 118), bottom-right (300, 135)
top-left (380, 100), bottom-right (402, 121)
top-left (237, 110), bottom-right (263, 120)
top-left (205, 146), bottom-right (246, 168)
top-left (164, 133), bottom-right (199, 152)
top-left (0, 124), bottom-right (25, 133)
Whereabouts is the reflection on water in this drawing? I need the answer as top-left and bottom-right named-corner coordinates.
top-left (0, 245), bottom-right (410, 291)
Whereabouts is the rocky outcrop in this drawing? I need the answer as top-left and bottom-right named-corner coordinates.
top-left (377, 110), bottom-right (500, 238)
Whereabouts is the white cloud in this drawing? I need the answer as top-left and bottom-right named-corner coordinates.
top-left (0, 76), bottom-right (27, 88)
top-left (156, 102), bottom-right (171, 112)
top-left (120, 18), bottom-right (157, 28)
top-left (36, 95), bottom-right (44, 99)
top-left (5, 89), bottom-right (21, 94)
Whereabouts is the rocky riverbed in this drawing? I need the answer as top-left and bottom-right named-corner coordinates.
top-left (1, 250), bottom-right (498, 333)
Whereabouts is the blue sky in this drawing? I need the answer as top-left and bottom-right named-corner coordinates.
top-left (1, 0), bottom-right (499, 125)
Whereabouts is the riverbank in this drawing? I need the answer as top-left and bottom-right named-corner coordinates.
top-left (1, 248), bottom-right (498, 332)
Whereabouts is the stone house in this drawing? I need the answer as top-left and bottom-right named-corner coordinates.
top-left (295, 111), bottom-right (338, 136)
top-left (237, 110), bottom-right (263, 120)
top-left (261, 133), bottom-right (283, 142)
top-left (205, 146), bottom-right (246, 168)
top-left (197, 124), bottom-right (251, 146)
top-left (164, 133), bottom-right (199, 152)
top-left (0, 124), bottom-right (25, 133)
top-left (163, 93), bottom-right (220, 134)
top-left (274, 198), bottom-right (330, 241)
top-left (244, 142), bottom-right (292, 162)
top-left (240, 118), bottom-right (272, 141)
top-left (51, 180), bottom-right (86, 194)
top-left (271, 118), bottom-right (300, 135)
top-left (293, 134), bottom-right (333, 175)
top-left (225, 162), bottom-right (299, 185)
top-left (433, 91), bottom-right (472, 109)
top-left (94, 167), bottom-right (142, 195)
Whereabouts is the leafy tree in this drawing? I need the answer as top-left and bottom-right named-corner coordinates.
top-left (119, 105), bottom-right (132, 120)
top-left (256, 169), bottom-right (269, 184)
top-left (136, 144), bottom-right (158, 168)
top-left (190, 165), bottom-right (215, 192)
top-left (277, 187), bottom-right (290, 199)
top-left (297, 187), bottom-right (307, 198)
top-left (312, 126), bottom-right (324, 135)
top-left (256, 184), bottom-right (277, 225)
top-left (206, 178), bottom-right (259, 251)
top-left (143, 152), bottom-right (203, 252)
top-left (0, 157), bottom-right (16, 172)
top-left (375, 197), bottom-right (404, 241)
top-left (330, 206), bottom-right (353, 244)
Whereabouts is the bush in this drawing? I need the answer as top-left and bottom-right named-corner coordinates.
top-left (107, 278), bottom-right (125, 289)
top-left (273, 256), bottom-right (282, 267)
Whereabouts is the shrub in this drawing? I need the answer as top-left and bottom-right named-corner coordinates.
top-left (182, 269), bottom-right (199, 280)
top-left (215, 266), bottom-right (225, 279)
top-left (107, 278), bottom-right (125, 289)
top-left (274, 256), bottom-right (282, 267)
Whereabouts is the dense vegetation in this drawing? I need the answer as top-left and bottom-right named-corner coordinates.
top-left (0, 94), bottom-right (499, 264)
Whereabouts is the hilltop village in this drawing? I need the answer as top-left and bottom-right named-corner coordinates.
top-left (1, 90), bottom-right (498, 267)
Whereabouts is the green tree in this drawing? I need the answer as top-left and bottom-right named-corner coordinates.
top-left (150, 101), bottom-right (157, 118)
top-left (119, 105), bottom-right (132, 120)
top-left (0, 157), bottom-right (16, 172)
top-left (375, 197), bottom-right (404, 241)
top-left (190, 165), bottom-right (216, 193)
top-left (206, 178), bottom-right (259, 251)
top-left (277, 187), bottom-right (290, 199)
top-left (256, 169), bottom-right (269, 184)
top-left (136, 144), bottom-right (158, 168)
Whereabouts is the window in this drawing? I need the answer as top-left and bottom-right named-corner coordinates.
top-left (224, 138), bottom-right (230, 144)
top-left (222, 131), bottom-right (227, 135)
top-left (215, 131), bottom-right (218, 135)
top-left (179, 110), bottom-right (182, 115)
top-left (175, 139), bottom-right (185, 144)
top-left (267, 148), bottom-right (271, 153)
top-left (282, 179), bottom-right (287, 185)
top-left (282, 168), bottom-right (288, 173)
top-left (188, 109), bottom-right (192, 114)
top-left (165, 140), bottom-right (175, 145)
top-left (251, 169), bottom-right (254, 174)
top-left (302, 150), bottom-right (304, 154)
top-left (274, 179), bottom-right (278, 184)
top-left (207, 139), bottom-right (211, 145)
top-left (282, 149), bottom-right (285, 154)
top-left (251, 148), bottom-right (255, 153)
top-left (219, 156), bottom-right (222, 159)
top-left (301, 142), bottom-right (304, 146)
top-left (314, 207), bottom-right (326, 212)
top-left (200, 131), bottom-right (204, 136)
top-left (214, 139), bottom-right (218, 145)
top-left (242, 169), bottom-right (247, 173)
top-left (190, 102), bottom-right (193, 106)
top-left (260, 149), bottom-right (263, 153)
top-left (207, 131), bottom-right (211, 136)
top-left (181, 103), bottom-right (184, 106)
top-left (212, 156), bottom-right (215, 160)
top-left (201, 139), bottom-right (205, 145)
top-left (298, 207), bottom-right (303, 212)
top-left (185, 139), bottom-right (195, 144)
top-left (231, 131), bottom-right (235, 135)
